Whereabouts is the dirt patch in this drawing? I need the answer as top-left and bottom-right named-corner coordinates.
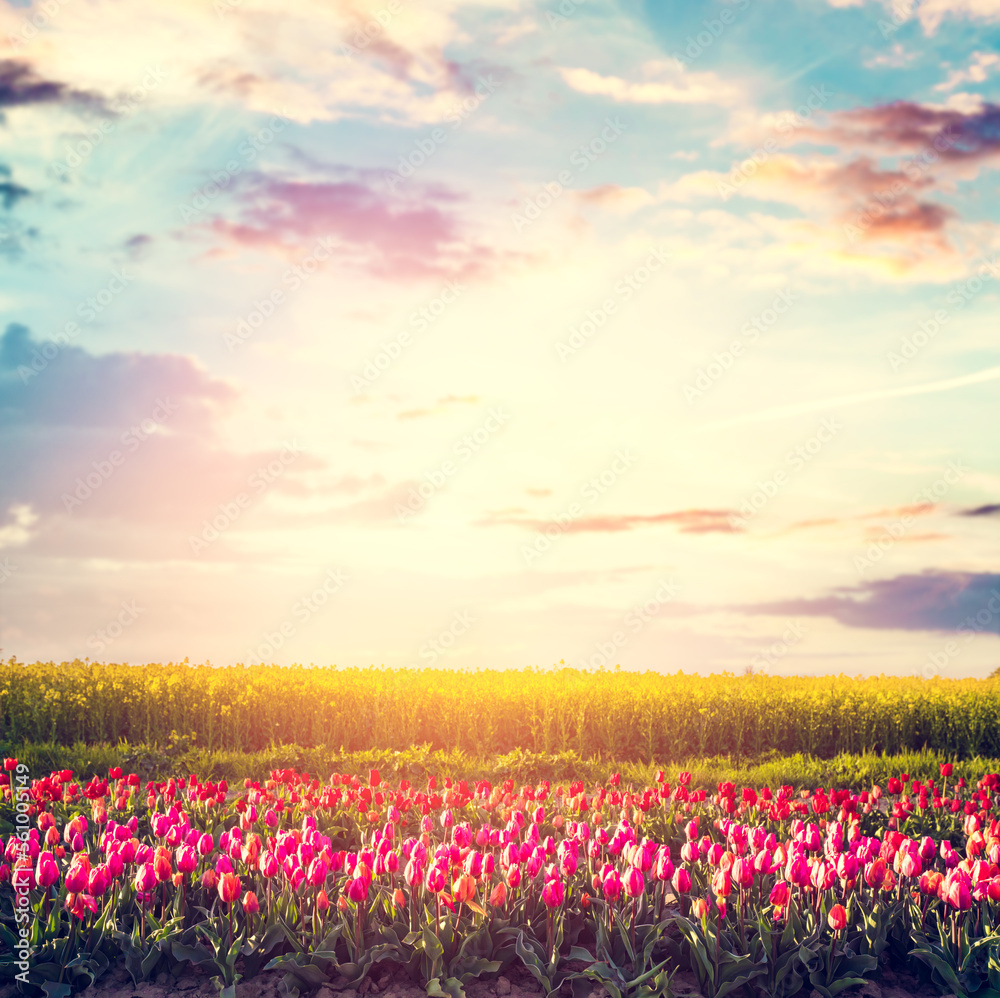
top-left (1, 959), bottom-right (954, 998)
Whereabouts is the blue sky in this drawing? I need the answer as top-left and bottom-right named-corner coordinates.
top-left (0, 0), bottom-right (998, 676)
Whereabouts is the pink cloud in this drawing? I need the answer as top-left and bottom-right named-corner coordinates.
top-left (206, 173), bottom-right (501, 281)
top-left (477, 508), bottom-right (741, 535)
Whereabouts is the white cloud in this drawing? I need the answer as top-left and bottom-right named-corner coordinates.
top-left (559, 61), bottom-right (741, 106)
top-left (935, 51), bottom-right (1000, 90)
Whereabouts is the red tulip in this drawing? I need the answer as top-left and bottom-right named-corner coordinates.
top-left (134, 863), bottom-right (156, 893)
top-left (711, 867), bottom-right (732, 899)
top-left (453, 873), bottom-right (476, 903)
top-left (153, 846), bottom-right (172, 883)
top-left (944, 875), bottom-right (972, 911)
top-left (671, 867), bottom-right (691, 895)
top-left (732, 857), bottom-right (754, 889)
top-left (65, 857), bottom-right (91, 893)
top-left (827, 904), bottom-right (847, 931)
top-left (624, 866), bottom-right (645, 898)
top-left (347, 875), bottom-right (369, 902)
top-left (175, 845), bottom-right (197, 874)
top-left (769, 881), bottom-right (790, 907)
top-left (864, 858), bottom-right (886, 889)
top-left (899, 850), bottom-right (922, 879)
top-left (489, 882), bottom-right (507, 907)
top-left (541, 877), bottom-right (564, 907)
top-left (243, 891), bottom-right (259, 914)
top-left (34, 853), bottom-right (59, 889)
top-left (218, 872), bottom-right (241, 904)
top-left (602, 869), bottom-right (622, 901)
top-left (88, 863), bottom-right (111, 896)
top-left (65, 892), bottom-right (99, 919)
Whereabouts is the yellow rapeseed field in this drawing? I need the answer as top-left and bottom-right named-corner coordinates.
top-left (2, 659), bottom-right (999, 759)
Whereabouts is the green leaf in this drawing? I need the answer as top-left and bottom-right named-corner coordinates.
top-left (426, 977), bottom-right (466, 998)
top-left (172, 941), bottom-right (214, 966)
top-left (40, 983), bottom-right (73, 998)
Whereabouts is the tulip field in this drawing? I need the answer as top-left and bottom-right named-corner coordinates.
top-left (4, 758), bottom-right (1000, 998)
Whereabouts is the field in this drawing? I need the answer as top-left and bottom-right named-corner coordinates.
top-left (3, 661), bottom-right (1000, 997)
top-left (5, 660), bottom-right (1000, 761)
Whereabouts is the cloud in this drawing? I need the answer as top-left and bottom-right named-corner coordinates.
top-left (0, 326), bottom-right (324, 546)
top-left (559, 61), bottom-right (740, 106)
top-left (961, 503), bottom-right (1000, 516)
top-left (0, 324), bottom-right (235, 430)
top-left (203, 172), bottom-right (501, 281)
top-left (743, 570), bottom-right (1000, 634)
top-left (0, 60), bottom-right (100, 110)
top-left (811, 100), bottom-right (1000, 168)
top-left (477, 508), bottom-right (741, 534)
top-left (397, 395), bottom-right (480, 418)
top-left (935, 52), bottom-right (1000, 91)
top-left (0, 0), bottom-right (513, 127)
top-left (822, 0), bottom-right (1000, 33)
top-left (918, 0), bottom-right (1000, 33)
top-left (659, 151), bottom-right (960, 275)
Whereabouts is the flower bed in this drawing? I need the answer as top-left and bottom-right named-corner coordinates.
top-left (2, 761), bottom-right (1000, 998)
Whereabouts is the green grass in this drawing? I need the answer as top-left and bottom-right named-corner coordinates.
top-left (3, 739), bottom-right (996, 791)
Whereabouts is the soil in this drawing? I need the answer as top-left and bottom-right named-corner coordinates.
top-left (0, 961), bottom-right (955, 998)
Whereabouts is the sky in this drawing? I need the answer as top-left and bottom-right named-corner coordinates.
top-left (0, 0), bottom-right (999, 678)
